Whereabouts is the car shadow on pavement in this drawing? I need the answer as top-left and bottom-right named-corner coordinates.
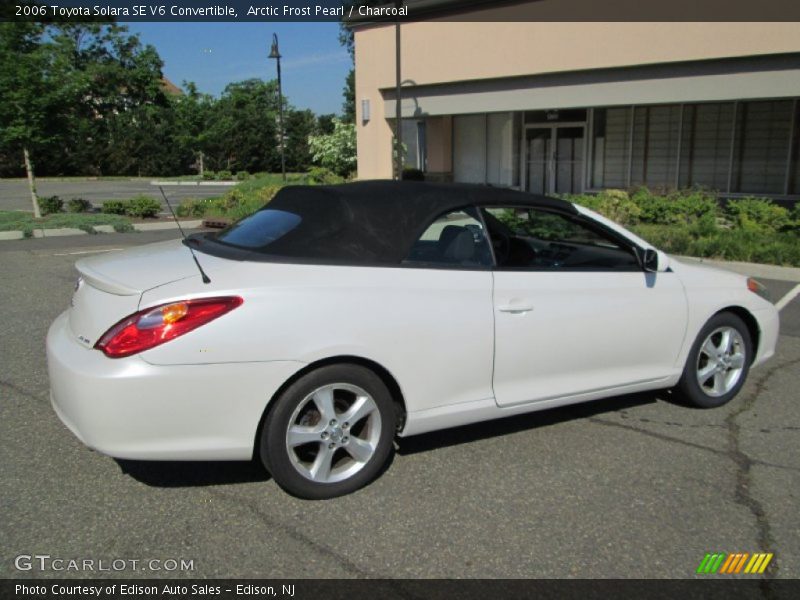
top-left (115, 459), bottom-right (269, 488)
top-left (397, 390), bottom-right (666, 456)
top-left (114, 390), bottom-right (673, 486)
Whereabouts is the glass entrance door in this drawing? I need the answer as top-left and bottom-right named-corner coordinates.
top-left (524, 125), bottom-right (585, 195)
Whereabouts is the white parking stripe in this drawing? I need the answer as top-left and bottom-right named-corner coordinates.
top-left (51, 248), bottom-right (123, 256)
top-left (776, 283), bottom-right (800, 312)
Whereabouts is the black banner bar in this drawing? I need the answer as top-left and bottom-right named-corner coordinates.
top-left (3, 579), bottom-right (800, 600)
top-left (4, 0), bottom-right (800, 23)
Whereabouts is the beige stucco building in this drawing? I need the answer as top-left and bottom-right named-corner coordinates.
top-left (352, 6), bottom-right (800, 201)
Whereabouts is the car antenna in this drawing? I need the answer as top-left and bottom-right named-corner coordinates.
top-left (159, 186), bottom-right (211, 284)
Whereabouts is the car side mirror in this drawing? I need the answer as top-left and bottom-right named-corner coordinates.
top-left (640, 248), bottom-right (669, 273)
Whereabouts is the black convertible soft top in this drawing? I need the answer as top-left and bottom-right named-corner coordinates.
top-left (192, 180), bottom-right (577, 265)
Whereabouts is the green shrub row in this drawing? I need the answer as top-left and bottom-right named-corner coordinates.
top-left (101, 195), bottom-right (161, 218)
top-left (176, 185), bottom-right (282, 221)
top-left (562, 188), bottom-right (799, 266)
top-left (38, 195), bottom-right (93, 215)
top-left (564, 188), bottom-right (800, 234)
top-left (630, 224), bottom-right (800, 266)
top-left (176, 169), bottom-right (345, 221)
top-left (0, 210), bottom-right (133, 236)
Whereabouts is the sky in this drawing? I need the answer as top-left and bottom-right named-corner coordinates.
top-left (127, 22), bottom-right (352, 115)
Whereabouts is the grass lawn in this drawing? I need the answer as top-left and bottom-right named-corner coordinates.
top-left (0, 211), bottom-right (133, 236)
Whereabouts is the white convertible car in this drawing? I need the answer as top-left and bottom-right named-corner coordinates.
top-left (47, 181), bottom-right (779, 498)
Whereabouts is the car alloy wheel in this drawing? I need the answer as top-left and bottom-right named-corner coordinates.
top-left (285, 383), bottom-right (382, 484)
top-left (261, 364), bottom-right (396, 499)
top-left (677, 312), bottom-right (752, 408)
top-left (695, 326), bottom-right (747, 397)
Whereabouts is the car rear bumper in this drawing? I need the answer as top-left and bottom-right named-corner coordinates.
top-left (47, 311), bottom-right (304, 460)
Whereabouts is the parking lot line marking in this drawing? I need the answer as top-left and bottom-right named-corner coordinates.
top-left (52, 248), bottom-right (123, 256)
top-left (776, 283), bottom-right (800, 311)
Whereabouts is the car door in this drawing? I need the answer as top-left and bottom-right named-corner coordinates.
top-left (483, 206), bottom-right (688, 407)
top-left (399, 206), bottom-right (496, 412)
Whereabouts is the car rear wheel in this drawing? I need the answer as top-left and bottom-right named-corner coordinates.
top-left (260, 364), bottom-right (396, 499)
top-left (676, 312), bottom-right (753, 408)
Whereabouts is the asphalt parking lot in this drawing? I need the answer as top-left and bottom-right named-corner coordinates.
top-left (1, 230), bottom-right (799, 580)
top-left (0, 179), bottom-right (230, 212)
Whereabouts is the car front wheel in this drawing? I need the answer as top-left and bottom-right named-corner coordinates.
top-left (260, 364), bottom-right (396, 499)
top-left (677, 312), bottom-right (753, 408)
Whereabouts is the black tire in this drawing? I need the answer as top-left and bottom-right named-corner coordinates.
top-left (260, 364), bottom-right (396, 499)
top-left (676, 312), bottom-right (753, 408)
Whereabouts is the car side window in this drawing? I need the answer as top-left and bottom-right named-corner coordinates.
top-left (404, 207), bottom-right (493, 268)
top-left (482, 207), bottom-right (640, 271)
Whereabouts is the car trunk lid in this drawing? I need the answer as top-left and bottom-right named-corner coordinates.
top-left (67, 240), bottom-right (217, 348)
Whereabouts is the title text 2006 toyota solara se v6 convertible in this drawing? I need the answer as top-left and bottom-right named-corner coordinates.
top-left (47, 182), bottom-right (779, 498)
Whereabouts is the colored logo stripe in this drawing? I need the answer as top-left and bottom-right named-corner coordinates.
top-left (745, 553), bottom-right (774, 574)
top-left (697, 553), bottom-right (726, 574)
top-left (697, 552), bottom-right (774, 575)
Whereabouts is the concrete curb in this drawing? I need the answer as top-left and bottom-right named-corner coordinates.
top-left (0, 220), bottom-right (205, 240)
top-left (133, 220), bottom-right (203, 232)
top-left (151, 181), bottom-right (236, 187)
top-left (32, 228), bottom-right (86, 238)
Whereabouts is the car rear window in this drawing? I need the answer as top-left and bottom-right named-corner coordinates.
top-left (216, 209), bottom-right (302, 249)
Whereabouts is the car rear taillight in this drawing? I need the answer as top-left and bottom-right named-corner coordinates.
top-left (95, 296), bottom-right (243, 358)
top-left (747, 278), bottom-right (770, 301)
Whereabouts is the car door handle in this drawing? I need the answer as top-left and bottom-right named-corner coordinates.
top-left (497, 304), bottom-right (534, 314)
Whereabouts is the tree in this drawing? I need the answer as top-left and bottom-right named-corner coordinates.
top-left (0, 22), bottom-right (170, 185)
top-left (342, 69), bottom-right (355, 123)
top-left (0, 22), bottom-right (48, 216)
top-left (284, 109), bottom-right (317, 171)
top-left (172, 82), bottom-right (215, 176)
top-left (308, 118), bottom-right (357, 177)
top-left (316, 113), bottom-right (337, 135)
top-left (338, 5), bottom-right (358, 122)
top-left (205, 79), bottom-right (281, 173)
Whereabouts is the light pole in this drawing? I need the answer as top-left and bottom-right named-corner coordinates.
top-left (268, 33), bottom-right (286, 182)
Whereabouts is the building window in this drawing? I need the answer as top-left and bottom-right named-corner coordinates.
top-left (591, 107), bottom-right (631, 189)
top-left (590, 99), bottom-right (799, 197)
top-left (401, 119), bottom-right (426, 171)
top-left (731, 100), bottom-right (794, 195)
top-left (678, 103), bottom-right (735, 191)
top-left (453, 113), bottom-right (517, 187)
top-left (630, 104), bottom-right (682, 189)
top-left (453, 115), bottom-right (487, 184)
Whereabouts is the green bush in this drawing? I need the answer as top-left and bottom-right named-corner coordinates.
top-left (202, 170), bottom-right (216, 181)
top-left (216, 169), bottom-right (233, 181)
top-left (176, 198), bottom-right (204, 218)
top-left (124, 195), bottom-right (161, 219)
top-left (563, 188), bottom-right (800, 266)
top-left (66, 198), bottom-right (92, 213)
top-left (725, 197), bottom-right (791, 233)
top-left (569, 189), bottom-right (641, 226)
top-left (176, 184), bottom-right (282, 221)
top-left (308, 118), bottom-right (356, 177)
top-left (101, 200), bottom-right (128, 215)
top-left (307, 166), bottom-right (343, 185)
top-left (631, 224), bottom-right (800, 266)
top-left (629, 188), bottom-right (718, 225)
top-left (235, 171), bottom-right (250, 181)
top-left (39, 195), bottom-right (63, 215)
top-left (113, 221), bottom-right (135, 233)
top-left (791, 204), bottom-right (800, 230)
